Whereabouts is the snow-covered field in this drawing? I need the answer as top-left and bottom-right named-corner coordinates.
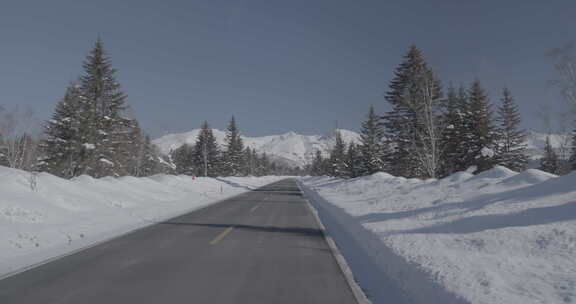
top-left (300, 167), bottom-right (576, 304)
top-left (0, 166), bottom-right (283, 278)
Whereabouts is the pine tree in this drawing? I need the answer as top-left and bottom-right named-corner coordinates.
top-left (222, 116), bottom-right (245, 176)
top-left (345, 143), bottom-right (362, 178)
top-left (465, 80), bottom-right (498, 173)
top-left (40, 84), bottom-right (88, 178)
top-left (359, 106), bottom-right (385, 175)
top-left (381, 45), bottom-right (443, 178)
top-left (241, 147), bottom-right (255, 176)
top-left (495, 88), bottom-right (528, 171)
top-left (192, 121), bottom-right (221, 177)
top-left (251, 149), bottom-right (260, 176)
top-left (259, 153), bottom-right (271, 176)
top-left (439, 85), bottom-right (472, 176)
top-left (310, 150), bottom-right (326, 176)
top-left (139, 135), bottom-right (166, 176)
top-left (540, 136), bottom-right (560, 174)
top-left (78, 38), bottom-right (134, 177)
top-left (172, 144), bottom-right (195, 175)
top-left (329, 130), bottom-right (347, 177)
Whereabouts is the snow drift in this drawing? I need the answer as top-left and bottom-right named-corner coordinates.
top-left (0, 166), bottom-right (283, 278)
top-left (300, 166), bottom-right (576, 304)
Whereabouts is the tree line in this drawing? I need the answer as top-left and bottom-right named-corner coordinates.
top-left (169, 117), bottom-right (301, 177)
top-left (309, 45), bottom-right (573, 179)
top-left (0, 39), bottom-right (297, 178)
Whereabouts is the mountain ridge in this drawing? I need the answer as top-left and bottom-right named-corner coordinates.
top-left (153, 129), bottom-right (361, 168)
top-left (153, 129), bottom-right (568, 168)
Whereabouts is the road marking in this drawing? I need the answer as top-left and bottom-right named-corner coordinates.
top-left (209, 226), bottom-right (234, 245)
top-left (250, 205), bottom-right (260, 213)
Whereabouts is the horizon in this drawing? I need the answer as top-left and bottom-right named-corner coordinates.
top-left (1, 1), bottom-right (575, 138)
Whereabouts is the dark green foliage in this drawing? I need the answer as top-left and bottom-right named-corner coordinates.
top-left (309, 150), bottom-right (328, 176)
top-left (439, 86), bottom-right (472, 176)
top-left (40, 39), bottom-right (169, 178)
top-left (40, 84), bottom-right (90, 177)
top-left (222, 116), bottom-right (245, 176)
top-left (172, 144), bottom-right (195, 175)
top-left (495, 88), bottom-right (528, 171)
top-left (345, 143), bottom-right (362, 178)
top-left (78, 39), bottom-right (133, 177)
top-left (255, 153), bottom-right (271, 176)
top-left (359, 106), bottom-right (386, 175)
top-left (122, 123), bottom-right (168, 177)
top-left (381, 45), bottom-right (443, 178)
top-left (465, 80), bottom-right (498, 173)
top-left (192, 121), bottom-right (221, 177)
top-left (329, 130), bottom-right (347, 177)
top-left (42, 39), bottom-right (151, 178)
top-left (241, 147), bottom-right (257, 176)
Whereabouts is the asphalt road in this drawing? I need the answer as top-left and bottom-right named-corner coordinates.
top-left (0, 179), bottom-right (358, 304)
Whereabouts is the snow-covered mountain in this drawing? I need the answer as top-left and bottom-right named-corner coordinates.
top-left (153, 129), bottom-right (361, 168)
top-left (153, 129), bottom-right (569, 168)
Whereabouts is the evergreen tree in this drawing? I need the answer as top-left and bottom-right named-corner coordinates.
top-left (345, 143), bottom-right (362, 178)
top-left (465, 80), bottom-right (498, 173)
top-left (139, 135), bottom-right (167, 176)
top-left (258, 153), bottom-right (271, 176)
top-left (172, 144), bottom-right (195, 175)
top-left (79, 38), bottom-right (134, 177)
top-left (381, 45), bottom-right (443, 178)
top-left (192, 121), bottom-right (220, 177)
top-left (123, 119), bottom-right (156, 176)
top-left (310, 150), bottom-right (326, 176)
top-left (40, 83), bottom-right (88, 178)
top-left (329, 130), bottom-right (347, 177)
top-left (540, 136), bottom-right (560, 174)
top-left (495, 88), bottom-right (528, 171)
top-left (359, 106), bottom-right (385, 175)
top-left (251, 149), bottom-right (260, 176)
top-left (222, 116), bottom-right (245, 176)
top-left (439, 85), bottom-right (473, 176)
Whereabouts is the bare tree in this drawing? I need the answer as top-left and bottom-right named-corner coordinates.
top-left (0, 107), bottom-right (40, 171)
top-left (547, 42), bottom-right (576, 111)
top-left (406, 76), bottom-right (444, 179)
top-left (540, 44), bottom-right (576, 173)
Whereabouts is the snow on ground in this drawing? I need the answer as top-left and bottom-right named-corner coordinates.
top-left (300, 167), bottom-right (576, 304)
top-left (0, 166), bottom-right (284, 278)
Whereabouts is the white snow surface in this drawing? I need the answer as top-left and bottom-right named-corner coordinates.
top-left (301, 166), bottom-right (576, 304)
top-left (0, 166), bottom-right (284, 278)
top-left (153, 129), bottom-right (361, 168)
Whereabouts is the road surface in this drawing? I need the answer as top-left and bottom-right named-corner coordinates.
top-left (0, 179), bottom-right (358, 303)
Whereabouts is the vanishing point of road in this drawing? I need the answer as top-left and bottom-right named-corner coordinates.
top-left (0, 179), bottom-right (359, 303)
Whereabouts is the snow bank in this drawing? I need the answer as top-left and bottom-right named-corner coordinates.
top-left (300, 167), bottom-right (576, 304)
top-left (0, 166), bottom-right (284, 278)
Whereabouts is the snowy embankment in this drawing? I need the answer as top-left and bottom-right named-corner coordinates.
top-left (300, 167), bottom-right (576, 304)
top-left (0, 166), bottom-right (283, 278)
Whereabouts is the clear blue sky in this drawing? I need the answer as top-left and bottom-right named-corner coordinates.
top-left (0, 1), bottom-right (574, 137)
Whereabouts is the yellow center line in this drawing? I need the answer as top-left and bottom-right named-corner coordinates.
top-left (209, 226), bottom-right (234, 245)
